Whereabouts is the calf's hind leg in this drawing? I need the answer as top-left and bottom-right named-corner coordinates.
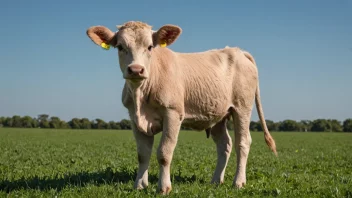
top-left (210, 118), bottom-right (233, 184)
top-left (232, 109), bottom-right (252, 188)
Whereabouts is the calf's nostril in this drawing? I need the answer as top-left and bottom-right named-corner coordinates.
top-left (128, 67), bottom-right (133, 74)
top-left (140, 68), bottom-right (144, 74)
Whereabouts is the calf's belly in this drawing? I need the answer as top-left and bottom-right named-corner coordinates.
top-left (182, 109), bottom-right (230, 131)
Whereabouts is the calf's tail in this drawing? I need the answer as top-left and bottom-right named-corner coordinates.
top-left (243, 51), bottom-right (278, 156)
top-left (255, 85), bottom-right (277, 156)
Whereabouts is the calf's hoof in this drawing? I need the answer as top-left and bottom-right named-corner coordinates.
top-left (210, 178), bottom-right (224, 185)
top-left (233, 181), bottom-right (246, 188)
top-left (159, 186), bottom-right (172, 195)
top-left (134, 181), bottom-right (148, 190)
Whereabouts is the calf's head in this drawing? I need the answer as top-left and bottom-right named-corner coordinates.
top-left (86, 21), bottom-right (182, 82)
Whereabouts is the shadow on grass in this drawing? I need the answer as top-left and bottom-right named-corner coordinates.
top-left (0, 167), bottom-right (205, 193)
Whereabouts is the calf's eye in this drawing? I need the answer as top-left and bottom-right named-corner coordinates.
top-left (148, 45), bottom-right (153, 51)
top-left (117, 45), bottom-right (124, 51)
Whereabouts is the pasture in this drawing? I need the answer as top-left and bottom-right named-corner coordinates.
top-left (0, 128), bottom-right (351, 197)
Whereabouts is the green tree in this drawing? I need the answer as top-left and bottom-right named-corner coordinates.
top-left (310, 119), bottom-right (342, 132)
top-left (12, 115), bottom-right (22, 128)
top-left (250, 121), bottom-right (260, 132)
top-left (299, 120), bottom-right (312, 132)
top-left (40, 120), bottom-right (50, 128)
top-left (49, 117), bottom-right (61, 129)
top-left (311, 119), bottom-right (330, 132)
top-left (265, 120), bottom-right (278, 131)
top-left (94, 119), bottom-right (107, 129)
top-left (80, 118), bottom-right (92, 129)
top-left (60, 121), bottom-right (70, 129)
top-left (0, 117), bottom-right (5, 127)
top-left (38, 114), bottom-right (50, 128)
top-left (38, 114), bottom-right (49, 121)
top-left (327, 119), bottom-right (343, 132)
top-left (4, 117), bottom-right (13, 127)
top-left (109, 121), bottom-right (121, 130)
top-left (119, 119), bottom-right (132, 130)
top-left (343, 119), bottom-right (352, 132)
top-left (32, 118), bottom-right (39, 128)
top-left (21, 116), bottom-right (33, 128)
top-left (69, 118), bottom-right (81, 129)
top-left (106, 122), bottom-right (112, 129)
top-left (279, 120), bottom-right (300, 131)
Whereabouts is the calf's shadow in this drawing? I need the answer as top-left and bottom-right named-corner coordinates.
top-left (0, 167), bottom-right (204, 193)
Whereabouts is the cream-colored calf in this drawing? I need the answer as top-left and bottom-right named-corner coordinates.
top-left (86, 21), bottom-right (277, 195)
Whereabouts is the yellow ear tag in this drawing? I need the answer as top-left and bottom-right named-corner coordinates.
top-left (160, 41), bottom-right (167, 47)
top-left (101, 42), bottom-right (110, 50)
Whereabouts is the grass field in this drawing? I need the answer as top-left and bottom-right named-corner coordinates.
top-left (0, 128), bottom-right (351, 197)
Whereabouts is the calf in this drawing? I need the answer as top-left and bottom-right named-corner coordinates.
top-left (86, 21), bottom-right (277, 195)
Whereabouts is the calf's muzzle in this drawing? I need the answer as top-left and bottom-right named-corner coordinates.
top-left (127, 64), bottom-right (145, 76)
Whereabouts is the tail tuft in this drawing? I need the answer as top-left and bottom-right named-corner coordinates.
top-left (264, 131), bottom-right (278, 156)
top-left (246, 50), bottom-right (278, 157)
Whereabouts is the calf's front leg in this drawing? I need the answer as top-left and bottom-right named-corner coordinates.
top-left (132, 122), bottom-right (154, 190)
top-left (157, 110), bottom-right (182, 195)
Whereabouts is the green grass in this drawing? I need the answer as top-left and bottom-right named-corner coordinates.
top-left (0, 128), bottom-right (351, 197)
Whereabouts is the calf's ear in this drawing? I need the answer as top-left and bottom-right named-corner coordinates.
top-left (86, 26), bottom-right (117, 47)
top-left (153, 24), bottom-right (182, 47)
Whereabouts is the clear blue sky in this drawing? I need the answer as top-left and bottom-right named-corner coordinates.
top-left (0, 0), bottom-right (351, 122)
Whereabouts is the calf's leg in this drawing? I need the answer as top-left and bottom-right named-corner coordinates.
top-left (210, 118), bottom-right (232, 184)
top-left (157, 110), bottom-right (182, 195)
top-left (232, 109), bottom-right (252, 188)
top-left (132, 122), bottom-right (154, 189)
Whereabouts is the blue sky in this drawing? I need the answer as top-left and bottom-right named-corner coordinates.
top-left (0, 0), bottom-right (351, 122)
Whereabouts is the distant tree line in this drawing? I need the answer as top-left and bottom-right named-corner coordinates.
top-left (0, 114), bottom-right (132, 130)
top-left (245, 119), bottom-right (352, 132)
top-left (0, 114), bottom-right (351, 132)
top-left (225, 118), bottom-right (352, 132)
